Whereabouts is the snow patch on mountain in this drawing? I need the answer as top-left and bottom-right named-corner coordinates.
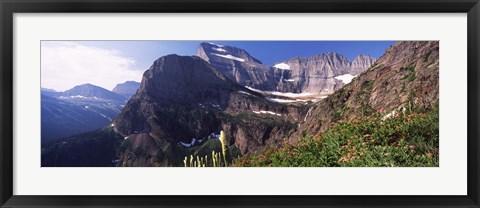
top-left (335, 74), bottom-right (357, 84)
top-left (266, 98), bottom-right (297, 103)
top-left (269, 91), bottom-right (314, 98)
top-left (211, 53), bottom-right (245, 62)
top-left (99, 113), bottom-right (112, 121)
top-left (213, 47), bottom-right (227, 52)
top-left (267, 98), bottom-right (314, 103)
top-left (207, 42), bottom-right (224, 47)
top-left (274, 63), bottom-right (291, 70)
top-left (238, 91), bottom-right (253, 96)
top-left (253, 110), bottom-right (282, 116)
top-left (180, 138), bottom-right (197, 148)
top-left (245, 86), bottom-right (263, 93)
top-left (245, 86), bottom-right (314, 98)
top-left (178, 132), bottom-right (221, 148)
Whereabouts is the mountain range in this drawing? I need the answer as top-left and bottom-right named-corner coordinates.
top-left (41, 82), bottom-right (139, 144)
top-left (41, 41), bottom-right (439, 167)
top-left (197, 42), bottom-right (376, 94)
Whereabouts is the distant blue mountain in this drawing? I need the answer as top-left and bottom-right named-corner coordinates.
top-left (62, 83), bottom-right (127, 102)
top-left (112, 81), bottom-right (141, 99)
top-left (41, 83), bottom-right (128, 144)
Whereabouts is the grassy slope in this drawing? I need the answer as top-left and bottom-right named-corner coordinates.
top-left (234, 108), bottom-right (438, 167)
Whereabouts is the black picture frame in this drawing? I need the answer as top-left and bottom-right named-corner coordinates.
top-left (1, 0), bottom-right (479, 207)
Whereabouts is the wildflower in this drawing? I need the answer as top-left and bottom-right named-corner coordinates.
top-left (409, 145), bottom-right (415, 150)
top-left (212, 151), bottom-right (216, 167)
top-left (338, 156), bottom-right (349, 162)
top-left (427, 153), bottom-right (433, 157)
top-left (364, 134), bottom-right (371, 137)
top-left (220, 130), bottom-right (227, 166)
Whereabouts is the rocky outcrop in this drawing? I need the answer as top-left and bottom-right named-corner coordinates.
top-left (293, 41), bottom-right (439, 141)
top-left (221, 119), bottom-right (294, 154)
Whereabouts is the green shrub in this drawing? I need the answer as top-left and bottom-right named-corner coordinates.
top-left (400, 65), bottom-right (415, 76)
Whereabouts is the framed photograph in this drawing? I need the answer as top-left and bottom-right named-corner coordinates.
top-left (1, 0), bottom-right (479, 207)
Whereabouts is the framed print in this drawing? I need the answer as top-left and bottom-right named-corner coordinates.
top-left (1, 0), bottom-right (479, 207)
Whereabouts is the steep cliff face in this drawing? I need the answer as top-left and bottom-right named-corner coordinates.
top-left (112, 54), bottom-right (241, 141)
top-left (275, 53), bottom-right (377, 94)
top-left (294, 41), bottom-right (439, 140)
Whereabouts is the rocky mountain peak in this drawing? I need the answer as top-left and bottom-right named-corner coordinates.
top-left (112, 54), bottom-right (245, 138)
top-left (197, 42), bottom-right (263, 65)
top-left (112, 81), bottom-right (141, 99)
top-left (112, 54), bottom-right (305, 154)
top-left (134, 54), bottom-right (239, 105)
top-left (62, 83), bottom-right (125, 101)
top-left (196, 42), bottom-right (282, 91)
top-left (350, 54), bottom-right (378, 75)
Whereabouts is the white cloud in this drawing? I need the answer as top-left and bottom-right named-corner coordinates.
top-left (41, 42), bottom-right (143, 91)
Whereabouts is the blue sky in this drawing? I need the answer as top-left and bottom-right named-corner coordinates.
top-left (77, 40), bottom-right (396, 70)
top-left (41, 41), bottom-right (396, 91)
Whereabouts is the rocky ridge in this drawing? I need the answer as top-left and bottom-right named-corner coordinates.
top-left (294, 41), bottom-right (439, 141)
